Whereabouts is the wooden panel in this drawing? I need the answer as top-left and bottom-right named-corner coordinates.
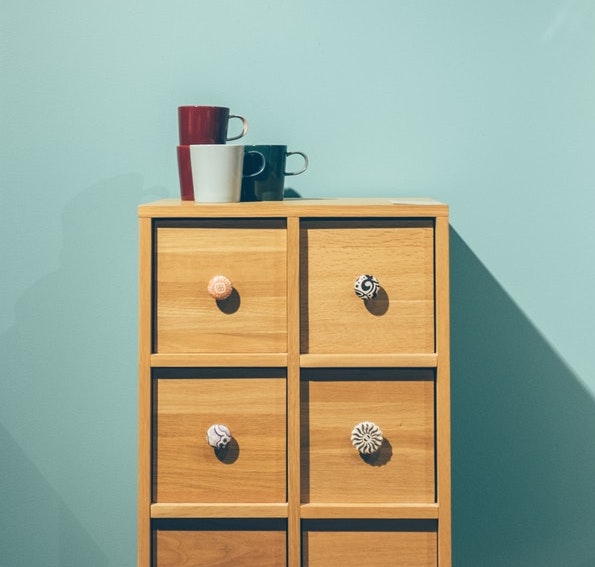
top-left (155, 222), bottom-right (287, 353)
top-left (138, 217), bottom-right (152, 567)
top-left (301, 219), bottom-right (434, 354)
top-left (138, 198), bottom-right (449, 219)
top-left (154, 373), bottom-right (286, 503)
top-left (300, 503), bottom-right (439, 519)
top-left (435, 215), bottom-right (452, 566)
top-left (302, 369), bottom-right (435, 503)
top-left (155, 527), bottom-right (286, 567)
top-left (300, 353), bottom-right (438, 368)
top-left (286, 216), bottom-right (302, 567)
top-left (151, 503), bottom-right (288, 518)
top-left (303, 521), bottom-right (436, 567)
top-left (150, 353), bottom-right (288, 367)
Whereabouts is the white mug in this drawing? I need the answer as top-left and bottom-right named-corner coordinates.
top-left (189, 145), bottom-right (265, 202)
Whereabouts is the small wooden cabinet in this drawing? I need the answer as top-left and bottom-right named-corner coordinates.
top-left (138, 198), bottom-right (451, 566)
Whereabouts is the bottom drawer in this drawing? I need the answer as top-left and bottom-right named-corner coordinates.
top-left (154, 519), bottom-right (287, 567)
top-left (302, 520), bottom-right (437, 567)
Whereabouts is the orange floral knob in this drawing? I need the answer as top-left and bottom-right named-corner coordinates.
top-left (208, 275), bottom-right (233, 300)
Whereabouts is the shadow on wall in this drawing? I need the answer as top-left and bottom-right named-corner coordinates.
top-left (0, 423), bottom-right (109, 567)
top-left (450, 228), bottom-right (595, 567)
top-left (0, 174), bottom-right (163, 566)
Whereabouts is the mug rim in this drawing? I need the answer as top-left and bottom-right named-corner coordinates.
top-left (243, 144), bottom-right (288, 149)
top-left (183, 143), bottom-right (245, 149)
top-left (178, 105), bottom-right (230, 110)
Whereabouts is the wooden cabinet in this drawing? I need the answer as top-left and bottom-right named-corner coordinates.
top-left (139, 198), bottom-right (451, 566)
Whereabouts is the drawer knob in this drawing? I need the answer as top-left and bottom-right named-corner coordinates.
top-left (354, 274), bottom-right (380, 300)
top-left (207, 275), bottom-right (233, 300)
top-left (206, 424), bottom-right (232, 450)
top-left (351, 421), bottom-right (383, 454)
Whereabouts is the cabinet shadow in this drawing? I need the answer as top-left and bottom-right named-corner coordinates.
top-left (450, 227), bottom-right (595, 567)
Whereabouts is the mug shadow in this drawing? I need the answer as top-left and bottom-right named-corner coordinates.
top-left (450, 227), bottom-right (595, 567)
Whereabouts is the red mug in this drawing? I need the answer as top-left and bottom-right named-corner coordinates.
top-left (178, 105), bottom-right (248, 145)
top-left (177, 145), bottom-right (194, 200)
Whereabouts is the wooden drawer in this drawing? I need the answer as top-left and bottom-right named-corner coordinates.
top-left (153, 369), bottom-right (286, 503)
top-left (302, 520), bottom-right (437, 567)
top-left (300, 219), bottom-right (434, 354)
top-left (154, 519), bottom-right (286, 567)
top-left (301, 369), bottom-right (435, 503)
top-left (155, 220), bottom-right (287, 353)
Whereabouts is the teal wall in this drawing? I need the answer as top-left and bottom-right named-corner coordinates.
top-left (1, 1), bottom-right (594, 565)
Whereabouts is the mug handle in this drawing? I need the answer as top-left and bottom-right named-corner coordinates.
top-left (243, 151), bottom-right (266, 178)
top-left (227, 115), bottom-right (248, 141)
top-left (284, 151), bottom-right (309, 176)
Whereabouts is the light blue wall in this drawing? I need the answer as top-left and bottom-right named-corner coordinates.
top-left (1, 1), bottom-right (594, 565)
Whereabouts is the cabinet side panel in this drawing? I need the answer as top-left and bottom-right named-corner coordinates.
top-left (435, 215), bottom-right (452, 566)
top-left (138, 217), bottom-right (153, 567)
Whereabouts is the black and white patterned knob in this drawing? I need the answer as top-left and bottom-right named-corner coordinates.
top-left (206, 424), bottom-right (232, 450)
top-left (354, 274), bottom-right (379, 300)
top-left (351, 421), bottom-right (383, 454)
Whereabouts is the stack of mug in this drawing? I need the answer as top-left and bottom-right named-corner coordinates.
top-left (177, 105), bottom-right (308, 202)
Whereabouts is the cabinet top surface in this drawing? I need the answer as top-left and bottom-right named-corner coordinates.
top-left (138, 198), bottom-right (448, 218)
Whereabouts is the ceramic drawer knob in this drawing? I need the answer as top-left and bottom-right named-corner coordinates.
top-left (207, 275), bottom-right (233, 300)
top-left (351, 421), bottom-right (383, 454)
top-left (206, 424), bottom-right (232, 450)
top-left (354, 274), bottom-right (379, 300)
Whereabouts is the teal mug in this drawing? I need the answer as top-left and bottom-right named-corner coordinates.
top-left (241, 145), bottom-right (308, 201)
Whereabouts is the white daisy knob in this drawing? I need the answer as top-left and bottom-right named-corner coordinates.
top-left (351, 421), bottom-right (383, 454)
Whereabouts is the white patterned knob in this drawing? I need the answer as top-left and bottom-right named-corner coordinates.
top-left (208, 275), bottom-right (233, 300)
top-left (206, 424), bottom-right (232, 450)
top-left (354, 274), bottom-right (379, 300)
top-left (351, 421), bottom-right (383, 454)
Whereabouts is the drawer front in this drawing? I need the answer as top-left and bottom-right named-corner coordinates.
top-left (155, 220), bottom-right (287, 353)
top-left (154, 370), bottom-right (286, 503)
top-left (303, 520), bottom-right (437, 567)
top-left (155, 520), bottom-right (286, 567)
top-left (301, 369), bottom-right (435, 503)
top-left (301, 219), bottom-right (434, 354)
